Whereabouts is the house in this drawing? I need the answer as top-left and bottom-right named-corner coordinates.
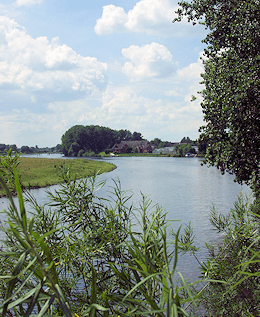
top-left (111, 140), bottom-right (153, 154)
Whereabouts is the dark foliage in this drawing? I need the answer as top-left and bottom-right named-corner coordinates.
top-left (61, 125), bottom-right (143, 156)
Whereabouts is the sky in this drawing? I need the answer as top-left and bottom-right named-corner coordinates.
top-left (0, 0), bottom-right (207, 147)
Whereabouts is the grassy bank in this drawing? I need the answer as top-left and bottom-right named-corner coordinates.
top-left (0, 157), bottom-right (116, 196)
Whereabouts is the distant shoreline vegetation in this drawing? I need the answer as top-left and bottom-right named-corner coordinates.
top-left (60, 125), bottom-right (202, 157)
top-left (1, 125), bottom-right (207, 158)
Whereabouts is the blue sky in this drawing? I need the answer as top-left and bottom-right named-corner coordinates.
top-left (0, 0), bottom-right (207, 147)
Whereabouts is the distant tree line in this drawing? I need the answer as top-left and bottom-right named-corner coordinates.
top-left (150, 136), bottom-right (203, 157)
top-left (61, 125), bottom-right (208, 157)
top-left (149, 138), bottom-right (172, 148)
top-left (20, 145), bottom-right (62, 154)
top-left (176, 137), bottom-right (198, 156)
top-left (0, 143), bottom-right (61, 154)
top-left (61, 125), bottom-right (143, 157)
top-left (0, 144), bottom-right (18, 153)
top-left (1, 129), bottom-right (207, 158)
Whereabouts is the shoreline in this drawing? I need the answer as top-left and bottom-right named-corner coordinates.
top-left (0, 156), bottom-right (116, 198)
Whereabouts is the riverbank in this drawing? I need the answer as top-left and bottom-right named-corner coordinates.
top-left (0, 157), bottom-right (116, 197)
top-left (98, 152), bottom-right (204, 157)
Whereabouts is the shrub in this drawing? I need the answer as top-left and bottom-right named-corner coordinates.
top-left (199, 195), bottom-right (260, 316)
top-left (78, 149), bottom-right (85, 157)
top-left (83, 151), bottom-right (96, 157)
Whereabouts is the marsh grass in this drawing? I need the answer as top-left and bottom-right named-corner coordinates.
top-left (0, 156), bottom-right (116, 196)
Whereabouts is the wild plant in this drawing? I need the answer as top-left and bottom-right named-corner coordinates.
top-left (198, 195), bottom-right (260, 316)
top-left (107, 196), bottom-right (200, 316)
top-left (0, 169), bottom-right (73, 316)
top-left (0, 156), bottom-right (200, 316)
top-left (0, 148), bottom-right (21, 194)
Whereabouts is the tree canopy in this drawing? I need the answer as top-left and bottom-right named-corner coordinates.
top-left (61, 125), bottom-right (144, 156)
top-left (175, 0), bottom-right (260, 191)
top-left (0, 144), bottom-right (18, 153)
top-left (180, 136), bottom-right (192, 144)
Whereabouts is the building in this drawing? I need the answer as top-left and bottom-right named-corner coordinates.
top-left (111, 140), bottom-right (153, 154)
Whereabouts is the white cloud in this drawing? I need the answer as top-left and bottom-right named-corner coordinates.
top-left (95, 0), bottom-right (176, 35)
top-left (124, 0), bottom-right (175, 34)
top-left (94, 5), bottom-right (128, 35)
top-left (98, 86), bottom-right (203, 141)
top-left (164, 88), bottom-right (183, 97)
top-left (0, 109), bottom-right (64, 147)
top-left (172, 54), bottom-right (204, 116)
top-left (16, 0), bottom-right (43, 6)
top-left (45, 85), bottom-right (186, 135)
top-left (122, 42), bottom-right (177, 81)
top-left (176, 53), bottom-right (204, 81)
top-left (0, 16), bottom-right (108, 103)
top-left (94, 0), bottom-right (201, 37)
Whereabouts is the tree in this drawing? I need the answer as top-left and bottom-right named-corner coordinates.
top-left (174, 3), bottom-right (260, 315)
top-left (150, 138), bottom-right (162, 147)
top-left (118, 129), bottom-right (132, 141)
top-left (20, 146), bottom-right (33, 154)
top-left (61, 125), bottom-right (144, 156)
top-left (180, 136), bottom-right (192, 144)
top-left (174, 143), bottom-right (193, 157)
top-left (0, 144), bottom-right (18, 153)
top-left (197, 138), bottom-right (208, 155)
top-left (132, 131), bottom-right (143, 140)
top-left (61, 125), bottom-right (91, 156)
top-left (175, 0), bottom-right (260, 193)
top-left (0, 144), bottom-right (6, 152)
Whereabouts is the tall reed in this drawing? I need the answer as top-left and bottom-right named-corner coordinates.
top-left (0, 154), bottom-right (199, 316)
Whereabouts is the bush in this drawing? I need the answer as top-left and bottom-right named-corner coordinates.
top-left (78, 149), bottom-right (85, 157)
top-left (83, 151), bottom-right (96, 157)
top-left (196, 195), bottom-right (260, 316)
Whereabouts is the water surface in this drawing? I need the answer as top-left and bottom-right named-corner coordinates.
top-left (0, 155), bottom-right (251, 281)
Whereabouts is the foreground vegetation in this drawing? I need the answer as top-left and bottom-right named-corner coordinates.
top-left (0, 152), bottom-right (260, 316)
top-left (0, 151), bottom-right (116, 196)
top-left (0, 154), bottom-right (199, 316)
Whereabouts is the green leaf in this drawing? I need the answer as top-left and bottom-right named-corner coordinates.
top-left (1, 287), bottom-right (38, 312)
top-left (55, 284), bottom-right (72, 317)
top-left (14, 168), bottom-right (27, 229)
top-left (37, 295), bottom-right (55, 317)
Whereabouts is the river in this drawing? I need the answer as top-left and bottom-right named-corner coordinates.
top-left (0, 154), bottom-right (251, 282)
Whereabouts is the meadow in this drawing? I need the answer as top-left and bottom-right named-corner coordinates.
top-left (0, 156), bottom-right (116, 196)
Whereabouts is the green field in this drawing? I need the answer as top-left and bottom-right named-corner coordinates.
top-left (1, 157), bottom-right (116, 196)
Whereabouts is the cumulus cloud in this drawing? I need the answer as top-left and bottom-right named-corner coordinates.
top-left (47, 86), bottom-right (182, 134)
top-left (95, 0), bottom-right (178, 35)
top-left (98, 86), bottom-right (202, 141)
top-left (122, 42), bottom-right (177, 81)
top-left (94, 5), bottom-right (128, 35)
top-left (16, 0), bottom-right (42, 6)
top-left (0, 16), bottom-right (108, 103)
top-left (94, 0), bottom-right (202, 37)
top-left (172, 53), bottom-right (204, 115)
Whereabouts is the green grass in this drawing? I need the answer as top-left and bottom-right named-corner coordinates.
top-left (1, 157), bottom-right (116, 195)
